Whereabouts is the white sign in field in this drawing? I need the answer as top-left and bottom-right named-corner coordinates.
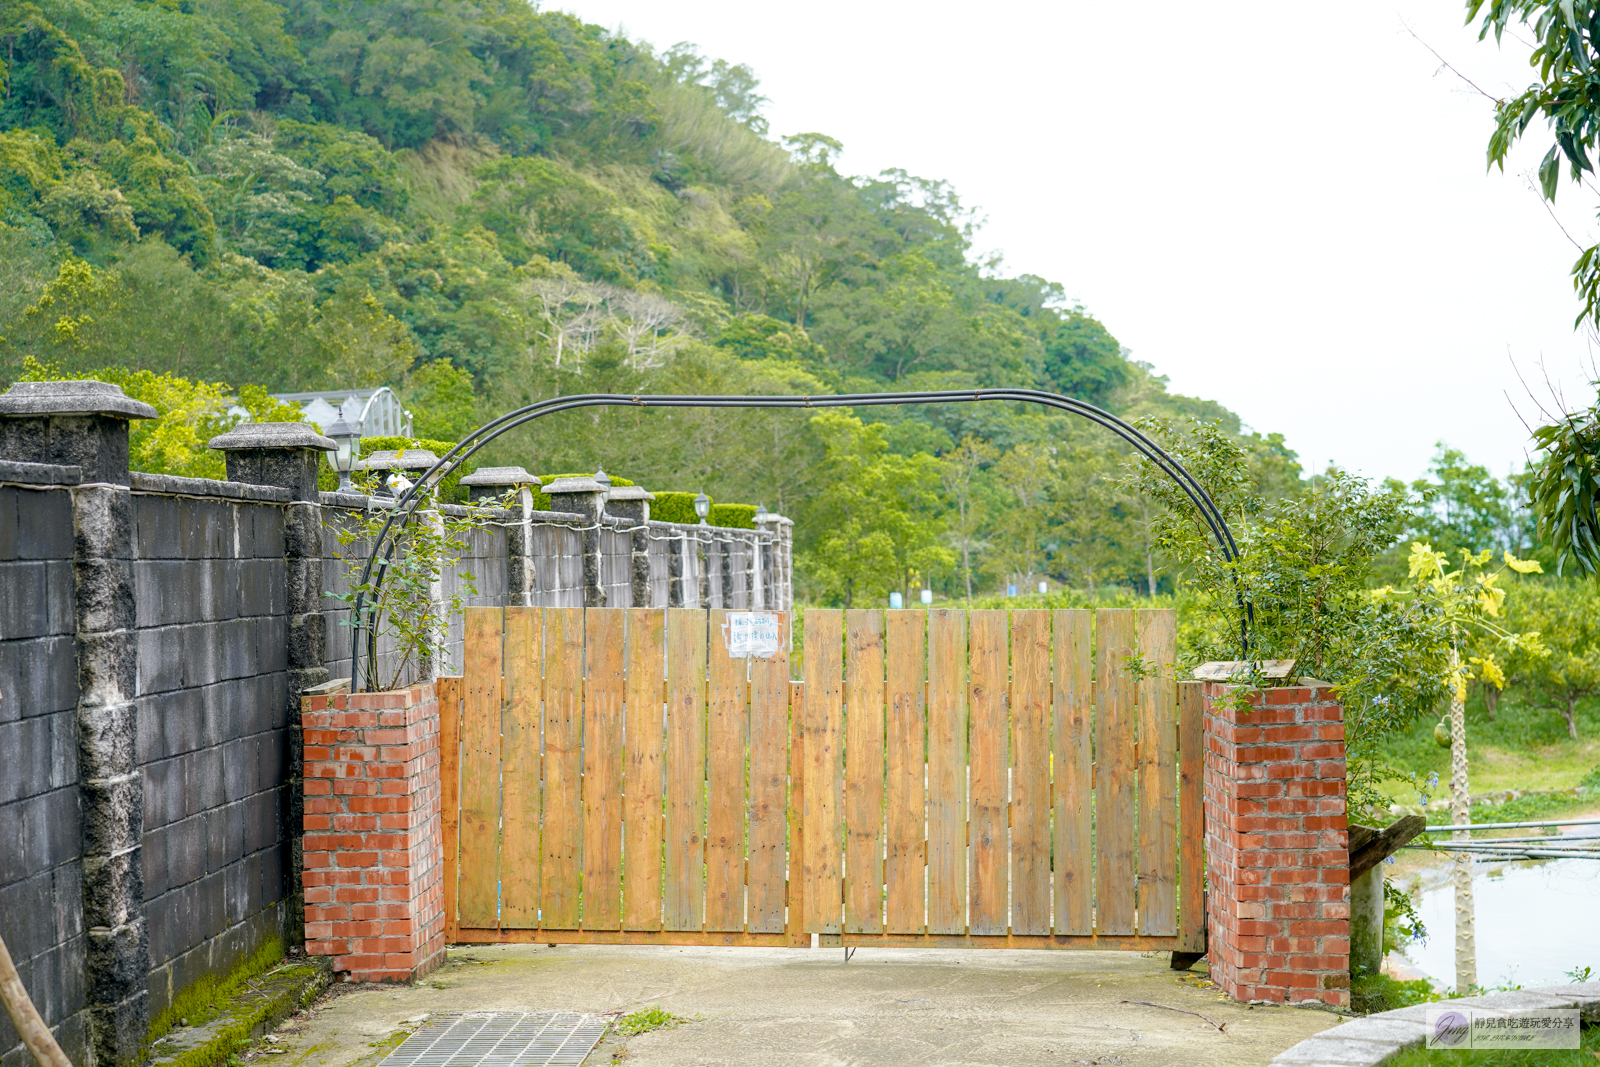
top-left (724, 612), bottom-right (781, 658)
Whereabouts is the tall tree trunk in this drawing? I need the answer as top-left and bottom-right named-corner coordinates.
top-left (1565, 697), bottom-right (1579, 740)
top-left (1142, 499), bottom-right (1157, 596)
top-left (1449, 646), bottom-right (1477, 993)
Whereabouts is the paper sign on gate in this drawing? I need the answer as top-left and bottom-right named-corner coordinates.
top-left (724, 612), bottom-right (780, 658)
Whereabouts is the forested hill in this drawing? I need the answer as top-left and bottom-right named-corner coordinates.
top-left (0, 0), bottom-right (1279, 602)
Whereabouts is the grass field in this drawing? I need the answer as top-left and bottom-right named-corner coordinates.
top-left (1375, 693), bottom-right (1600, 806)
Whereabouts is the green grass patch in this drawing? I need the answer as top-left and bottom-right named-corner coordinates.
top-left (1376, 692), bottom-right (1600, 804)
top-left (146, 937), bottom-right (285, 1048)
top-left (1350, 970), bottom-right (1442, 1015)
top-left (615, 1007), bottom-right (687, 1038)
top-left (1382, 1023), bottom-right (1597, 1065)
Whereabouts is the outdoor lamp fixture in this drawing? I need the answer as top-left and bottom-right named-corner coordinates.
top-left (594, 467), bottom-right (612, 503)
top-left (754, 502), bottom-right (769, 524)
top-left (325, 416), bottom-right (361, 493)
top-left (694, 491), bottom-right (711, 525)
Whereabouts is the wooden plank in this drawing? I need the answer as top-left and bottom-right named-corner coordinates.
top-left (747, 613), bottom-right (789, 934)
top-left (925, 608), bottom-right (968, 935)
top-left (454, 927), bottom-right (793, 947)
top-left (582, 608), bottom-right (626, 930)
top-left (663, 608), bottom-right (708, 931)
top-left (1052, 609), bottom-right (1093, 935)
top-left (541, 606), bottom-right (584, 929)
top-left (1176, 680), bottom-right (1207, 953)
top-left (785, 679), bottom-right (806, 945)
top-left (452, 926), bottom-right (1177, 951)
top-left (1136, 610), bottom-right (1179, 936)
top-left (843, 609), bottom-right (886, 934)
top-left (801, 608), bottom-right (843, 934)
top-left (623, 609), bottom-right (666, 931)
top-left (967, 609), bottom-right (1008, 936)
top-left (705, 609), bottom-right (748, 932)
top-left (1095, 609), bottom-right (1138, 935)
top-left (437, 676), bottom-right (463, 943)
top-left (1009, 610), bottom-right (1051, 936)
top-left (498, 607), bottom-right (542, 928)
top-left (884, 610), bottom-right (926, 935)
top-left (458, 607), bottom-right (503, 929)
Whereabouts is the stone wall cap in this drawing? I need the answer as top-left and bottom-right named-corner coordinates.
top-left (361, 448), bottom-right (439, 470)
top-left (542, 476), bottom-right (602, 494)
top-left (0, 379), bottom-right (158, 419)
top-left (208, 422), bottom-right (335, 451)
top-left (607, 485), bottom-right (655, 501)
top-left (460, 465), bottom-right (540, 486)
top-left (0, 459), bottom-right (83, 485)
top-left (130, 470), bottom-right (294, 502)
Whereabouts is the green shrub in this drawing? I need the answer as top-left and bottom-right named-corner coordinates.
top-left (650, 491), bottom-right (703, 525)
top-left (708, 503), bottom-right (756, 529)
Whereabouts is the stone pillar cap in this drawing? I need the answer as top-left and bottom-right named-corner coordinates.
top-left (0, 379), bottom-right (158, 419)
top-left (460, 465), bottom-right (540, 487)
top-left (542, 476), bottom-right (602, 494)
top-left (607, 485), bottom-right (655, 501)
top-left (208, 421), bottom-right (335, 451)
top-left (360, 448), bottom-right (439, 471)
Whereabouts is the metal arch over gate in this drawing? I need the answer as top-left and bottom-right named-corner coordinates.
top-left (439, 605), bottom-right (1205, 953)
top-left (351, 389), bottom-right (1247, 692)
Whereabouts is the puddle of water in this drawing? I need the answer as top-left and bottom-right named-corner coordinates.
top-left (1403, 827), bottom-right (1600, 990)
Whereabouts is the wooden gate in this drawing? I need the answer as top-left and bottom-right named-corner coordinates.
top-left (440, 606), bottom-right (1204, 953)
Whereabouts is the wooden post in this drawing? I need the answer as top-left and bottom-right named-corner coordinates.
top-left (0, 931), bottom-right (72, 1067)
top-left (786, 679), bottom-right (807, 946)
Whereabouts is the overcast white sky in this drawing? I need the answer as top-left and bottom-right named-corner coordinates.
top-left (556, 0), bottom-right (1600, 483)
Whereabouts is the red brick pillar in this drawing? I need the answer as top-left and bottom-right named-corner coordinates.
top-left (1203, 681), bottom-right (1350, 1007)
top-left (300, 683), bottom-right (446, 982)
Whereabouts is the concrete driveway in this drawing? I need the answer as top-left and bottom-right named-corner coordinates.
top-left (270, 945), bottom-right (1339, 1067)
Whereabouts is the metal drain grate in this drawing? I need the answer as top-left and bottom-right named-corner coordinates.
top-left (378, 1012), bottom-right (609, 1067)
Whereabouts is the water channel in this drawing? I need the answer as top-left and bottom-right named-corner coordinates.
top-left (1402, 824), bottom-right (1600, 989)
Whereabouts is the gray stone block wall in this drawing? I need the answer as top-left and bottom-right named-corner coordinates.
top-left (0, 483), bottom-right (94, 1067)
top-left (131, 494), bottom-right (294, 1023)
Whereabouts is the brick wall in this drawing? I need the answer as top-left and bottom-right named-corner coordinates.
top-left (301, 684), bottom-right (444, 983)
top-left (1203, 681), bottom-right (1350, 1007)
top-left (0, 481), bottom-right (91, 1067)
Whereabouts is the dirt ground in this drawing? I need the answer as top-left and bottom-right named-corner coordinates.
top-left (263, 944), bottom-right (1340, 1067)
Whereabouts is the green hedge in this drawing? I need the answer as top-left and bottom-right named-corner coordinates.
top-left (708, 503), bottom-right (757, 529)
top-left (648, 493), bottom-right (757, 528)
top-left (318, 436), bottom-right (480, 504)
top-left (650, 491), bottom-right (701, 524)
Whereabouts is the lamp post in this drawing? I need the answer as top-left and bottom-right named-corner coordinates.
top-left (754, 502), bottom-right (769, 524)
top-left (325, 416), bottom-right (361, 493)
top-left (694, 491), bottom-right (710, 525)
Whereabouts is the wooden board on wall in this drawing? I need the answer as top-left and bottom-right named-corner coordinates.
top-left (1136, 610), bottom-right (1178, 936)
top-left (884, 611), bottom-right (926, 936)
top-left (1009, 610), bottom-right (1051, 936)
top-left (1177, 680), bottom-right (1207, 953)
top-left (746, 613), bottom-right (789, 934)
top-left (844, 609), bottom-right (886, 935)
top-left (437, 675), bottom-right (463, 941)
top-left (926, 608), bottom-right (968, 935)
top-left (499, 607), bottom-right (541, 927)
top-left (705, 609), bottom-right (748, 932)
top-left (967, 609), bottom-right (1008, 936)
top-left (458, 607), bottom-right (504, 930)
top-left (1052, 610), bottom-right (1093, 936)
top-left (802, 609), bottom-right (843, 934)
top-left (583, 608), bottom-right (626, 931)
top-left (1095, 609), bottom-right (1138, 935)
top-left (664, 609), bottom-right (708, 931)
top-left (622, 609), bottom-right (666, 931)
top-left (542, 607), bottom-right (584, 929)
